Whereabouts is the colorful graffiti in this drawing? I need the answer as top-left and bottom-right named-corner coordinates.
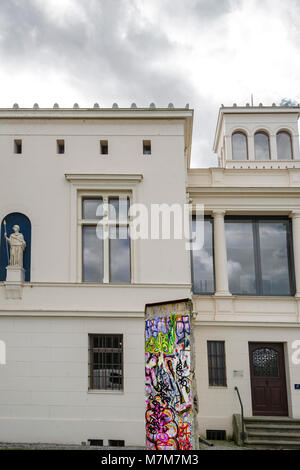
top-left (145, 312), bottom-right (193, 450)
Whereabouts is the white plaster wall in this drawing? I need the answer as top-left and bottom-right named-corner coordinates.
top-left (0, 118), bottom-right (190, 285)
top-left (194, 324), bottom-right (300, 437)
top-left (0, 316), bottom-right (145, 445)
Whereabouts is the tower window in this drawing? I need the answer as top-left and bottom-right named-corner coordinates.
top-left (232, 132), bottom-right (248, 160)
top-left (143, 140), bottom-right (151, 155)
top-left (14, 139), bottom-right (22, 154)
top-left (57, 140), bottom-right (65, 154)
top-left (276, 131), bottom-right (293, 160)
top-left (254, 131), bottom-right (270, 160)
top-left (100, 140), bottom-right (108, 155)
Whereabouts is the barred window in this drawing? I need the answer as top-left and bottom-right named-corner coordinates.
top-left (89, 334), bottom-right (123, 391)
top-left (207, 341), bottom-right (227, 386)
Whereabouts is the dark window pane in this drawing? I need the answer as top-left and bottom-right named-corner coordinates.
top-left (259, 220), bottom-right (292, 295)
top-left (191, 217), bottom-right (215, 294)
top-left (225, 220), bottom-right (256, 295)
top-left (207, 341), bottom-right (226, 386)
top-left (100, 140), bottom-right (108, 155)
top-left (82, 198), bottom-right (103, 219)
top-left (89, 334), bottom-right (123, 390)
top-left (255, 132), bottom-right (270, 160)
top-left (252, 348), bottom-right (279, 377)
top-left (232, 132), bottom-right (248, 160)
top-left (83, 226), bottom-right (103, 282)
top-left (109, 226), bottom-right (130, 283)
top-left (277, 132), bottom-right (293, 160)
top-left (109, 197), bottom-right (129, 221)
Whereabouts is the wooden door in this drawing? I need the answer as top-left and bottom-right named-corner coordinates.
top-left (249, 343), bottom-right (288, 416)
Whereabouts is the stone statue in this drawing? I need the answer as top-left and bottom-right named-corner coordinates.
top-left (5, 225), bottom-right (26, 268)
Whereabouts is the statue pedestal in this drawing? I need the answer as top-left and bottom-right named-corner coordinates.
top-left (4, 267), bottom-right (25, 299)
top-left (6, 266), bottom-right (25, 282)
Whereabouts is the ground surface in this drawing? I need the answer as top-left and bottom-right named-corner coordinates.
top-left (0, 441), bottom-right (249, 450)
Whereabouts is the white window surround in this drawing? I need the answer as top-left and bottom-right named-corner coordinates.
top-left (65, 173), bottom-right (143, 283)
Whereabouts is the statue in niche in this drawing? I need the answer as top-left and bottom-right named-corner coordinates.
top-left (5, 225), bottom-right (26, 268)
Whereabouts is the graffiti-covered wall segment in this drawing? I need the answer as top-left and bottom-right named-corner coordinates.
top-left (145, 301), bottom-right (195, 450)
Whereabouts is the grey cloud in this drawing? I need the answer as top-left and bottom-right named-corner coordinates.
top-left (0, 0), bottom-right (224, 167)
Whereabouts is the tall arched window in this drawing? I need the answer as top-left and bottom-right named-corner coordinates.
top-left (254, 131), bottom-right (270, 160)
top-left (232, 131), bottom-right (248, 160)
top-left (0, 213), bottom-right (31, 281)
top-left (276, 131), bottom-right (293, 160)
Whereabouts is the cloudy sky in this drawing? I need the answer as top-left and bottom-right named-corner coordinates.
top-left (0, 0), bottom-right (300, 167)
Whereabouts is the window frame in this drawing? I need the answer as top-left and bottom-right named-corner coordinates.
top-left (276, 130), bottom-right (293, 160)
top-left (231, 131), bottom-right (248, 161)
top-left (56, 139), bottom-right (65, 154)
top-left (79, 192), bottom-right (132, 284)
top-left (100, 140), bottom-right (109, 155)
top-left (14, 139), bottom-right (22, 154)
top-left (254, 130), bottom-right (271, 161)
top-left (225, 215), bottom-right (295, 297)
top-left (191, 215), bottom-right (215, 295)
top-left (88, 333), bottom-right (124, 391)
top-left (143, 140), bottom-right (151, 155)
top-left (207, 340), bottom-right (227, 387)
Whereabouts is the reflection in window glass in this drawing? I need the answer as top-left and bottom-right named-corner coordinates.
top-left (109, 226), bottom-right (131, 283)
top-left (276, 132), bottom-right (293, 160)
top-left (254, 132), bottom-right (270, 160)
top-left (225, 217), bottom-right (294, 296)
top-left (83, 226), bottom-right (103, 282)
top-left (232, 132), bottom-right (248, 160)
top-left (109, 197), bottom-right (130, 221)
top-left (82, 198), bottom-right (103, 219)
top-left (225, 220), bottom-right (256, 295)
top-left (259, 220), bottom-right (291, 295)
top-left (191, 217), bottom-right (215, 294)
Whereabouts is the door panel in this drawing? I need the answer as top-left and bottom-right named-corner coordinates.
top-left (249, 343), bottom-right (288, 416)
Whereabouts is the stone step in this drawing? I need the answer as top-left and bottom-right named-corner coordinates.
top-left (245, 438), bottom-right (300, 449)
top-left (247, 431), bottom-right (300, 440)
top-left (244, 417), bottom-right (300, 426)
top-left (246, 423), bottom-right (300, 432)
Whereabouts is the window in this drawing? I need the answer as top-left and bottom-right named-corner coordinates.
top-left (143, 140), bottom-right (151, 155)
top-left (254, 131), bottom-right (270, 160)
top-left (108, 440), bottom-right (125, 447)
top-left (100, 140), bottom-right (108, 155)
top-left (191, 216), bottom-right (215, 294)
top-left (276, 131), bottom-right (293, 160)
top-left (14, 139), bottom-right (22, 154)
top-left (232, 132), bottom-right (248, 160)
top-left (225, 217), bottom-right (295, 296)
top-left (207, 341), bottom-right (227, 386)
top-left (89, 334), bottom-right (123, 390)
top-left (57, 139), bottom-right (65, 154)
top-left (81, 195), bottom-right (131, 283)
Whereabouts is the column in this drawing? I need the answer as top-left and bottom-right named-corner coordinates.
top-left (270, 134), bottom-right (278, 161)
top-left (212, 210), bottom-right (231, 296)
top-left (291, 211), bottom-right (300, 296)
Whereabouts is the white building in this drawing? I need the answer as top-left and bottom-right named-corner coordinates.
top-left (189, 105), bottom-right (300, 446)
top-left (0, 105), bottom-right (193, 447)
top-left (0, 103), bottom-right (300, 448)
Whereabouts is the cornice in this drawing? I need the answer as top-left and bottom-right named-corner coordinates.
top-left (65, 173), bottom-right (143, 185)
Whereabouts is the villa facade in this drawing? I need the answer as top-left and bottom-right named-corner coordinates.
top-left (0, 103), bottom-right (299, 447)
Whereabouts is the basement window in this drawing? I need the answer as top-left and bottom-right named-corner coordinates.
top-left (88, 439), bottom-right (103, 446)
top-left (100, 140), bottom-right (108, 155)
top-left (14, 139), bottom-right (22, 154)
top-left (57, 139), bottom-right (65, 154)
top-left (108, 440), bottom-right (125, 447)
top-left (143, 140), bottom-right (151, 155)
top-left (206, 430), bottom-right (226, 441)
